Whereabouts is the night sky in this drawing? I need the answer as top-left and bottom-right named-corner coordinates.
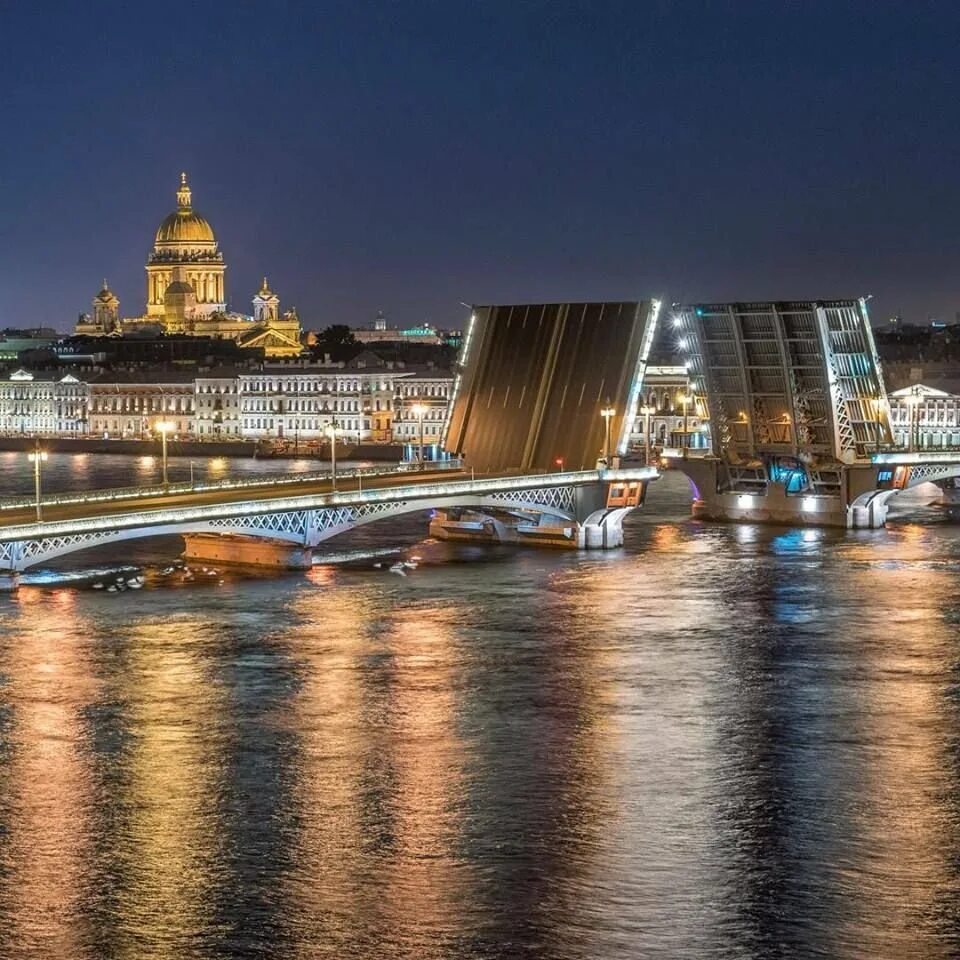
top-left (2, 1), bottom-right (959, 333)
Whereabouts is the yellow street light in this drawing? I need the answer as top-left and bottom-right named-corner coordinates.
top-left (410, 402), bottom-right (428, 470)
top-left (28, 441), bottom-right (48, 521)
top-left (324, 421), bottom-right (339, 488)
top-left (600, 405), bottom-right (616, 463)
top-left (677, 392), bottom-right (691, 455)
top-left (639, 405), bottom-right (654, 464)
top-left (155, 420), bottom-right (175, 486)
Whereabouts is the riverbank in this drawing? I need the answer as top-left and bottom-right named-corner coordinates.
top-left (0, 436), bottom-right (405, 461)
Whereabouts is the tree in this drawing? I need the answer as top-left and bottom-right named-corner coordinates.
top-left (311, 324), bottom-right (358, 362)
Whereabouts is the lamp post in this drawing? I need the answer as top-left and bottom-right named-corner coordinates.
top-left (639, 405), bottom-right (654, 465)
top-left (677, 391), bottom-right (690, 456)
top-left (600, 404), bottom-right (616, 464)
top-left (155, 420), bottom-right (175, 487)
top-left (325, 421), bottom-right (338, 489)
top-left (411, 403), bottom-right (427, 470)
top-left (907, 387), bottom-right (921, 452)
top-left (28, 441), bottom-right (47, 522)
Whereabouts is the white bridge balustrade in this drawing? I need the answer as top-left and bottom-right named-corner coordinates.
top-left (0, 468), bottom-right (657, 575)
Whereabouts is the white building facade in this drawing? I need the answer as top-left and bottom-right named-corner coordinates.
top-left (888, 383), bottom-right (960, 450)
top-left (0, 371), bottom-right (89, 435)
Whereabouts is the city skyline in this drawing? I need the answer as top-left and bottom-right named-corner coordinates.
top-left (3, 2), bottom-right (960, 332)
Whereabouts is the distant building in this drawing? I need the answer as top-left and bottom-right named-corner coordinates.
top-left (353, 313), bottom-right (461, 348)
top-left (888, 382), bottom-right (960, 449)
top-left (629, 365), bottom-right (710, 453)
top-left (0, 370), bottom-right (89, 435)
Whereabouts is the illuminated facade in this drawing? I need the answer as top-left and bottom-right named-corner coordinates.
top-left (0, 371), bottom-right (89, 435)
top-left (393, 373), bottom-right (451, 444)
top-left (87, 379), bottom-right (194, 439)
top-left (888, 383), bottom-right (960, 449)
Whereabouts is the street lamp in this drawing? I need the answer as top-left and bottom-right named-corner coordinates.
top-left (324, 421), bottom-right (339, 489)
top-left (906, 387), bottom-right (922, 452)
top-left (155, 420), bottom-right (175, 487)
top-left (600, 405), bottom-right (616, 464)
top-left (410, 403), bottom-right (427, 470)
top-left (28, 441), bottom-right (47, 522)
top-left (639, 405), bottom-right (654, 465)
top-left (677, 391), bottom-right (690, 456)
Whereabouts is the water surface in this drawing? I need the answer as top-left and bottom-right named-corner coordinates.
top-left (1, 458), bottom-right (959, 958)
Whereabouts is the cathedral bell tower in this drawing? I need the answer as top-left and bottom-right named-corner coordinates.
top-left (252, 277), bottom-right (280, 323)
top-left (92, 280), bottom-right (120, 333)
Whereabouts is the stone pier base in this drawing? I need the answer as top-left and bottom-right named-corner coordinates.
top-left (428, 510), bottom-right (579, 548)
top-left (675, 458), bottom-right (890, 529)
top-left (182, 534), bottom-right (313, 570)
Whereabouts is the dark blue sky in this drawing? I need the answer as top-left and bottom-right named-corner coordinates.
top-left (2, 1), bottom-right (959, 331)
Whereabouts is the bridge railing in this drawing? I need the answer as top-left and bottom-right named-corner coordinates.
top-left (0, 459), bottom-right (464, 513)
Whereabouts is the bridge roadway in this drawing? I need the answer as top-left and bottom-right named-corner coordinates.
top-left (0, 467), bottom-right (469, 530)
top-left (0, 466), bottom-right (658, 572)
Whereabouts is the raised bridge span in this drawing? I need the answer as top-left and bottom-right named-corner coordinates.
top-left (666, 298), bottom-right (960, 528)
top-left (0, 466), bottom-right (656, 574)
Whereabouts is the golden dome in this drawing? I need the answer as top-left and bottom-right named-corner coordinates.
top-left (154, 173), bottom-right (216, 245)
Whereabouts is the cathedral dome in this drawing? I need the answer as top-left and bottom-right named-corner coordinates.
top-left (154, 173), bottom-right (216, 245)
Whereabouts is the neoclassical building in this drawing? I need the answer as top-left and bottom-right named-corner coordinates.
top-left (76, 174), bottom-right (304, 357)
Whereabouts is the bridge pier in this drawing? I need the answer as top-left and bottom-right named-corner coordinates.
top-left (182, 534), bottom-right (313, 570)
top-left (429, 509), bottom-right (582, 548)
top-left (937, 478), bottom-right (960, 506)
top-left (674, 459), bottom-right (892, 529)
top-left (428, 482), bottom-right (639, 550)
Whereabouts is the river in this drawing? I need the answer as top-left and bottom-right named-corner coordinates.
top-left (1, 453), bottom-right (959, 958)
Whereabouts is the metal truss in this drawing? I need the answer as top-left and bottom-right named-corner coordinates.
top-left (209, 510), bottom-right (309, 539)
top-left (903, 463), bottom-right (960, 488)
top-left (486, 485), bottom-right (576, 514)
top-left (1, 530), bottom-right (117, 571)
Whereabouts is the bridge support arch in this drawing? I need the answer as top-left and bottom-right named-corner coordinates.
top-left (0, 471), bottom-right (655, 576)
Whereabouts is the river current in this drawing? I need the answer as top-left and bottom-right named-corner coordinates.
top-left (1, 453), bottom-right (960, 958)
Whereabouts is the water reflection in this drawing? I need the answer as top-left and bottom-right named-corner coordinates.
top-left (0, 594), bottom-right (98, 957)
top-left (1, 474), bottom-right (960, 955)
top-left (101, 612), bottom-right (225, 959)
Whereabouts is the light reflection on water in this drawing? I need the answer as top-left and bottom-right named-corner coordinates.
top-left (1, 470), bottom-right (960, 955)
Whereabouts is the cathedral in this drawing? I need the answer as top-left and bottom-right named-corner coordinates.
top-left (76, 174), bottom-right (304, 357)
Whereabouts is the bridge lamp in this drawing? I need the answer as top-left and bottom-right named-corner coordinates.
top-left (639, 405), bottom-right (655, 465)
top-left (600, 406), bottom-right (616, 463)
top-left (555, 457), bottom-right (564, 473)
top-left (155, 421), bottom-right (175, 487)
top-left (677, 337), bottom-right (689, 351)
top-left (671, 314), bottom-right (683, 329)
top-left (410, 403), bottom-right (428, 471)
top-left (28, 443), bottom-right (48, 522)
top-left (905, 390), bottom-right (923, 453)
top-left (677, 393), bottom-right (691, 455)
top-left (324, 422), bottom-right (339, 489)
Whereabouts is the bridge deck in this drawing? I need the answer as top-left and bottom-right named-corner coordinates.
top-left (0, 468), bottom-right (658, 544)
top-left (0, 468), bottom-right (470, 530)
